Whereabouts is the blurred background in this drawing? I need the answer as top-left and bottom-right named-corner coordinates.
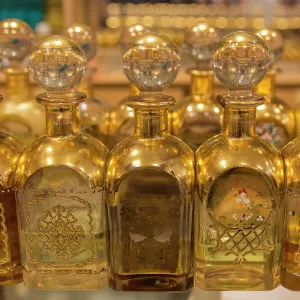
top-left (0, 0), bottom-right (300, 299)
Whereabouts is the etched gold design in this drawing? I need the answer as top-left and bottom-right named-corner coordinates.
top-left (208, 211), bottom-right (275, 263)
top-left (0, 203), bottom-right (10, 265)
top-left (38, 205), bottom-right (84, 259)
top-left (296, 225), bottom-right (300, 266)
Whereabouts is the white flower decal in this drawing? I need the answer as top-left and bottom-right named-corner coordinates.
top-left (257, 215), bottom-right (264, 222)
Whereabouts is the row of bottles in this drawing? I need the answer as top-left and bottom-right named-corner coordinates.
top-left (0, 19), bottom-right (298, 292)
top-left (0, 20), bottom-right (296, 152)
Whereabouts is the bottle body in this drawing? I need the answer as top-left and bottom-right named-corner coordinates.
top-left (281, 137), bottom-right (300, 290)
top-left (195, 107), bottom-right (283, 291)
top-left (0, 132), bottom-right (25, 285)
top-left (16, 129), bottom-right (108, 289)
top-left (106, 135), bottom-right (194, 291)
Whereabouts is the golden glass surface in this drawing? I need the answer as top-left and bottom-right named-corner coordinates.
top-left (254, 29), bottom-right (295, 149)
top-left (108, 24), bottom-right (149, 149)
top-left (0, 48), bottom-right (25, 285)
top-left (66, 24), bottom-right (110, 146)
top-left (172, 22), bottom-right (222, 150)
top-left (106, 32), bottom-right (194, 291)
top-left (0, 19), bottom-right (45, 146)
top-left (195, 31), bottom-right (283, 291)
top-left (15, 35), bottom-right (108, 290)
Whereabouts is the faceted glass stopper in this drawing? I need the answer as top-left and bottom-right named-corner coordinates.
top-left (29, 35), bottom-right (86, 92)
top-left (66, 24), bottom-right (97, 61)
top-left (120, 23), bottom-right (150, 51)
top-left (0, 19), bottom-right (34, 68)
top-left (123, 32), bottom-right (180, 93)
top-left (184, 22), bottom-right (220, 66)
top-left (212, 31), bottom-right (270, 93)
top-left (256, 29), bottom-right (284, 66)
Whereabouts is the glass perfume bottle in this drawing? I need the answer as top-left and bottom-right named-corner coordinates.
top-left (195, 31), bottom-right (283, 291)
top-left (0, 19), bottom-right (46, 146)
top-left (106, 32), bottom-right (194, 291)
top-left (172, 22), bottom-right (222, 150)
top-left (0, 50), bottom-right (25, 285)
top-left (108, 24), bottom-right (149, 149)
top-left (15, 36), bottom-right (108, 290)
top-left (254, 29), bottom-right (295, 149)
top-left (66, 24), bottom-right (110, 146)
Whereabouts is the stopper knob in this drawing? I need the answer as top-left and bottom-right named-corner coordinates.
top-left (212, 31), bottom-right (270, 93)
top-left (66, 24), bottom-right (97, 61)
top-left (255, 29), bottom-right (284, 67)
top-left (0, 19), bottom-right (34, 69)
top-left (184, 22), bottom-right (220, 67)
top-left (123, 32), bottom-right (180, 93)
top-left (120, 23), bottom-right (150, 51)
top-left (29, 35), bottom-right (86, 93)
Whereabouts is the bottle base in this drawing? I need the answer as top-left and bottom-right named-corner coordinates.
top-left (109, 273), bottom-right (193, 291)
top-left (281, 269), bottom-right (300, 291)
top-left (0, 266), bottom-right (23, 285)
top-left (23, 269), bottom-right (106, 290)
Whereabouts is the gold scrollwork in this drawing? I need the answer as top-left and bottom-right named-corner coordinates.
top-left (0, 203), bottom-right (10, 265)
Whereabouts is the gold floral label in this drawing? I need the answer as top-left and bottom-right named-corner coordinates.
top-left (0, 203), bottom-right (10, 265)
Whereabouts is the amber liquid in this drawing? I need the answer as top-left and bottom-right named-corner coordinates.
top-left (107, 168), bottom-right (193, 291)
top-left (0, 188), bottom-right (22, 285)
top-left (282, 239), bottom-right (300, 290)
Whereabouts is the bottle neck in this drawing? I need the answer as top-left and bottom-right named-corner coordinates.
top-left (77, 74), bottom-right (93, 98)
top-left (222, 107), bottom-right (256, 138)
top-left (135, 108), bottom-right (168, 138)
top-left (129, 83), bottom-right (140, 96)
top-left (189, 71), bottom-right (213, 102)
top-left (253, 70), bottom-right (276, 103)
top-left (45, 104), bottom-right (81, 137)
top-left (5, 71), bottom-right (31, 100)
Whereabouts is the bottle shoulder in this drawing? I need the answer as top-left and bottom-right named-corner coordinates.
top-left (282, 137), bottom-right (300, 162)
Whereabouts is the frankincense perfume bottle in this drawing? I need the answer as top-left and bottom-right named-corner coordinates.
top-left (66, 24), bottom-right (110, 146)
top-left (172, 22), bottom-right (221, 150)
top-left (108, 24), bottom-right (149, 149)
top-left (15, 36), bottom-right (108, 290)
top-left (195, 31), bottom-right (283, 291)
top-left (0, 19), bottom-right (45, 146)
top-left (254, 29), bottom-right (295, 148)
top-left (106, 32), bottom-right (194, 291)
top-left (0, 48), bottom-right (25, 285)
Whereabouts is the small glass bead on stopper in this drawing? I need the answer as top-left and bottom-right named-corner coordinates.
top-left (66, 24), bottom-right (97, 62)
top-left (212, 31), bottom-right (270, 100)
top-left (255, 29), bottom-right (284, 67)
top-left (123, 32), bottom-right (180, 97)
top-left (29, 35), bottom-right (87, 101)
top-left (184, 21), bottom-right (220, 71)
top-left (0, 19), bottom-right (35, 70)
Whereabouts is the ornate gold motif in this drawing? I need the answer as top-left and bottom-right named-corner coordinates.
top-left (207, 211), bottom-right (275, 264)
top-left (296, 225), bottom-right (300, 265)
top-left (38, 205), bottom-right (84, 259)
top-left (0, 203), bottom-right (10, 265)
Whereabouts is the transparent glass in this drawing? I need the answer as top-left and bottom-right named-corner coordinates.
top-left (106, 32), bottom-right (194, 292)
top-left (66, 24), bottom-right (111, 146)
top-left (0, 19), bottom-right (45, 146)
top-left (195, 31), bottom-right (283, 291)
top-left (0, 116), bottom-right (25, 285)
top-left (15, 36), bottom-right (108, 290)
top-left (172, 22), bottom-right (221, 150)
top-left (281, 138), bottom-right (300, 290)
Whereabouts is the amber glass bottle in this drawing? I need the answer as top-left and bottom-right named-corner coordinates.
top-left (172, 22), bottom-right (221, 150)
top-left (254, 29), bottom-right (295, 148)
top-left (0, 19), bottom-right (45, 146)
top-left (0, 49), bottom-right (25, 285)
top-left (66, 24), bottom-right (110, 146)
top-left (195, 31), bottom-right (283, 291)
top-left (15, 36), bottom-right (108, 290)
top-left (106, 32), bottom-right (194, 291)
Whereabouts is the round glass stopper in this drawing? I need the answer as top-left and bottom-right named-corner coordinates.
top-left (123, 32), bottom-right (180, 93)
top-left (120, 23), bottom-right (150, 50)
top-left (66, 24), bottom-right (97, 61)
top-left (29, 35), bottom-right (86, 92)
top-left (255, 29), bottom-right (284, 66)
top-left (212, 31), bottom-right (270, 93)
top-left (0, 19), bottom-right (34, 68)
top-left (184, 22), bottom-right (220, 66)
